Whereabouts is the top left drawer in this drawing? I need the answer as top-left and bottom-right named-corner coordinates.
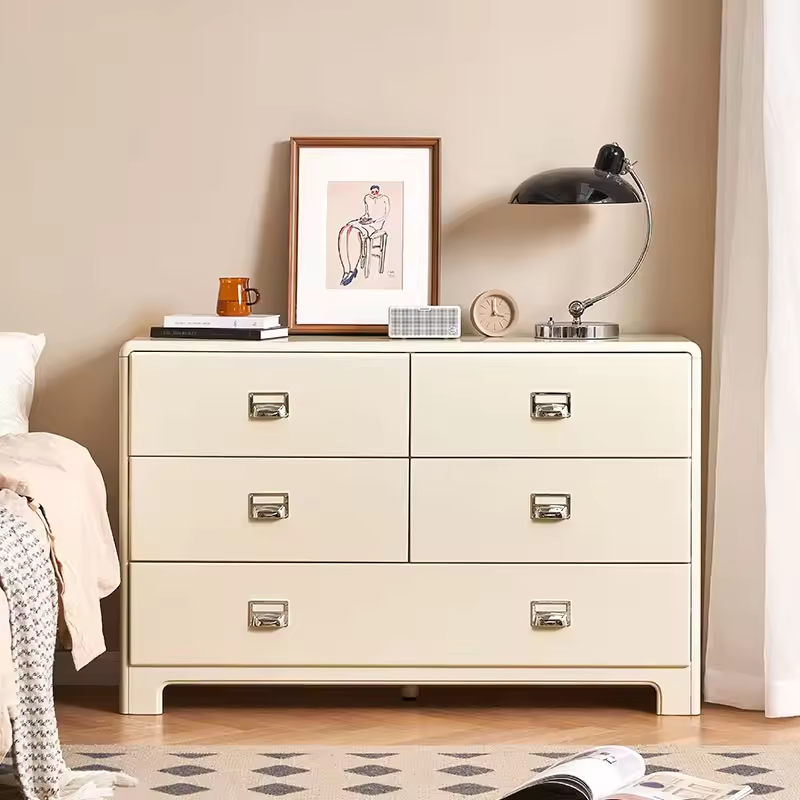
top-left (128, 353), bottom-right (410, 456)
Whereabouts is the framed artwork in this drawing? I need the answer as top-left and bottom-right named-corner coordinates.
top-left (288, 137), bottom-right (441, 334)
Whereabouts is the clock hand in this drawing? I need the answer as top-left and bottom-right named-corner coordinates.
top-left (491, 298), bottom-right (498, 316)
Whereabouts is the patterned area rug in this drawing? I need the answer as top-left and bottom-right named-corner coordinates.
top-left (1, 746), bottom-right (796, 799)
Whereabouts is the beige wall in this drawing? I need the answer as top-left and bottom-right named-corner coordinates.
top-left (0, 0), bottom-right (721, 650)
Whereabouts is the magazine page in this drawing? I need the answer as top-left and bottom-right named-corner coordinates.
top-left (607, 771), bottom-right (752, 800)
top-left (499, 747), bottom-right (646, 800)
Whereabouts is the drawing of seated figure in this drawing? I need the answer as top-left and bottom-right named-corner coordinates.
top-left (338, 184), bottom-right (391, 286)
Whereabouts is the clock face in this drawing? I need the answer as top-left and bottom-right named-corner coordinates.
top-left (470, 290), bottom-right (519, 337)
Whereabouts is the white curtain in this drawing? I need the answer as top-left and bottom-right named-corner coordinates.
top-left (705, 0), bottom-right (800, 717)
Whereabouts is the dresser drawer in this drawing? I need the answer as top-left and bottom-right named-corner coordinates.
top-left (411, 459), bottom-right (690, 563)
top-left (129, 563), bottom-right (690, 667)
top-left (130, 457), bottom-right (408, 562)
top-left (411, 354), bottom-right (691, 457)
top-left (129, 353), bottom-right (409, 456)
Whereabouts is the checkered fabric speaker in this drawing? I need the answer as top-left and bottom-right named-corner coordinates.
top-left (388, 306), bottom-right (461, 339)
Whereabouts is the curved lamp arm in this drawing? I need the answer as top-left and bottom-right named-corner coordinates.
top-left (566, 162), bottom-right (652, 324)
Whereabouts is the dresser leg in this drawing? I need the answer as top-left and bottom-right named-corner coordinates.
top-left (400, 685), bottom-right (419, 701)
top-left (120, 669), bottom-right (165, 715)
top-left (655, 677), bottom-right (696, 716)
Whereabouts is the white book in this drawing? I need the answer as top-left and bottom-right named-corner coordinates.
top-left (500, 747), bottom-right (752, 800)
top-left (164, 313), bottom-right (281, 329)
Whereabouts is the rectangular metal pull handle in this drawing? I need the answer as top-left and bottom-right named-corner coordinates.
top-left (531, 494), bottom-right (571, 521)
top-left (249, 493), bottom-right (289, 521)
top-left (531, 392), bottom-right (571, 419)
top-left (249, 600), bottom-right (289, 629)
top-left (531, 601), bottom-right (571, 629)
top-left (249, 392), bottom-right (289, 419)
top-left (534, 611), bottom-right (569, 628)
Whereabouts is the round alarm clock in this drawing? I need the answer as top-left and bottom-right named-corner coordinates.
top-left (469, 290), bottom-right (519, 337)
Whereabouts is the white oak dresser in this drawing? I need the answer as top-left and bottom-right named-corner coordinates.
top-left (119, 335), bottom-right (701, 715)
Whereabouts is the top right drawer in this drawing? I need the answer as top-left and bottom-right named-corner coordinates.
top-left (411, 353), bottom-right (692, 457)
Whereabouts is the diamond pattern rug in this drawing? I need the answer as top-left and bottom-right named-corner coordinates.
top-left (0, 746), bottom-right (794, 799)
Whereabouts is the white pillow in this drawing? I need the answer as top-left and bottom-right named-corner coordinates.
top-left (0, 333), bottom-right (45, 435)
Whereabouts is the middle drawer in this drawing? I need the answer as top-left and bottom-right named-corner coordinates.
top-left (129, 457), bottom-right (409, 562)
top-left (411, 459), bottom-right (691, 563)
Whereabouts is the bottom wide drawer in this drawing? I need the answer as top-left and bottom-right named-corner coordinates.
top-left (129, 564), bottom-right (690, 668)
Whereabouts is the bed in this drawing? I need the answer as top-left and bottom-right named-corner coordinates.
top-left (0, 334), bottom-right (127, 798)
top-left (0, 434), bottom-right (125, 798)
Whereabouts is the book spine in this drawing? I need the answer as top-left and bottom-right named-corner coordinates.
top-left (256, 328), bottom-right (288, 339)
top-left (164, 317), bottom-right (278, 329)
top-left (150, 327), bottom-right (262, 340)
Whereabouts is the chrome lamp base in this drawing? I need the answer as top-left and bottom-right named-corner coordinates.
top-left (535, 319), bottom-right (620, 340)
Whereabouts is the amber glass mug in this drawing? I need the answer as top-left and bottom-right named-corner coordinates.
top-left (216, 277), bottom-right (261, 316)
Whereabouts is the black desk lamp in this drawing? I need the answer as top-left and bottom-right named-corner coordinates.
top-left (510, 143), bottom-right (651, 340)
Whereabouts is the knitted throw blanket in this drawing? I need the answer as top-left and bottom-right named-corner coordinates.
top-left (0, 505), bottom-right (66, 798)
top-left (0, 506), bottom-right (134, 800)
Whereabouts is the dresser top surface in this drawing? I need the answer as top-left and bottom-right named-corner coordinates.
top-left (121, 334), bottom-right (700, 357)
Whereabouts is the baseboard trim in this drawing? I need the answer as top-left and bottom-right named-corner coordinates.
top-left (54, 651), bottom-right (120, 686)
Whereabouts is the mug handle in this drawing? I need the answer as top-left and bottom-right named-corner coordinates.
top-left (246, 288), bottom-right (261, 307)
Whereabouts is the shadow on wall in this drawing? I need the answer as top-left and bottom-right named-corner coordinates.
top-left (642, 0), bottom-right (719, 652)
top-left (443, 203), bottom-right (592, 332)
top-left (32, 346), bottom-right (120, 501)
top-left (633, 0), bottom-right (718, 348)
top-left (253, 140), bottom-right (292, 315)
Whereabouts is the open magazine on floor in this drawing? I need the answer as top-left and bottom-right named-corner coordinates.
top-left (500, 747), bottom-right (752, 800)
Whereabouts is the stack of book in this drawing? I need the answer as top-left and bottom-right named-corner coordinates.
top-left (150, 314), bottom-right (288, 341)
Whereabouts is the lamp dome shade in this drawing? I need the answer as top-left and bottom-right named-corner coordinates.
top-left (509, 167), bottom-right (641, 205)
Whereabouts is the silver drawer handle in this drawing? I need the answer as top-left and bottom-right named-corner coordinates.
top-left (531, 494), bottom-right (571, 521)
top-left (249, 600), bottom-right (289, 629)
top-left (531, 392), bottom-right (571, 419)
top-left (534, 611), bottom-right (569, 628)
top-left (249, 493), bottom-right (289, 521)
top-left (531, 600), bottom-right (571, 629)
top-left (249, 392), bottom-right (289, 419)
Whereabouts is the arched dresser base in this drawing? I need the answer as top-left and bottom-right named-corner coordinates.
top-left (120, 667), bottom-right (699, 717)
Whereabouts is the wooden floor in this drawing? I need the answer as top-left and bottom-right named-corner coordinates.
top-left (53, 686), bottom-right (800, 746)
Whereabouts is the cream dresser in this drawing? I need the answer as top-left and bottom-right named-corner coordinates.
top-left (119, 335), bottom-right (701, 715)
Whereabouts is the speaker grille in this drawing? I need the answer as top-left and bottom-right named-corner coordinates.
top-left (388, 306), bottom-right (461, 338)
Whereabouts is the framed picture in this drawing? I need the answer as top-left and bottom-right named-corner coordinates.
top-left (288, 137), bottom-right (441, 334)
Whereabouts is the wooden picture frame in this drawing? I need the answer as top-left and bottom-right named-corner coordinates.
top-left (288, 137), bottom-right (441, 334)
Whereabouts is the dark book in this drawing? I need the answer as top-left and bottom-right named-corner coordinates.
top-left (150, 326), bottom-right (288, 341)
